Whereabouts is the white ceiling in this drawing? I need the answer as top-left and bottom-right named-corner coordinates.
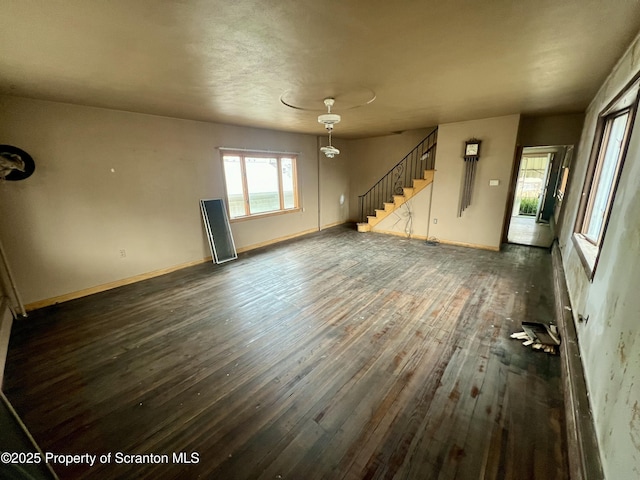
top-left (2, 0), bottom-right (639, 138)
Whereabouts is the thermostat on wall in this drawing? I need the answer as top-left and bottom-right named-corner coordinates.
top-left (489, 179), bottom-right (500, 186)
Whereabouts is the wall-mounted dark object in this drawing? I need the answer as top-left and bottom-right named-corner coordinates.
top-left (0, 145), bottom-right (35, 181)
top-left (458, 138), bottom-right (481, 216)
top-left (578, 314), bottom-right (589, 324)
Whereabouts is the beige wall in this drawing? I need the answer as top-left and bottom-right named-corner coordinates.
top-left (556, 32), bottom-right (640, 479)
top-left (519, 113), bottom-right (585, 147)
top-left (0, 96), bottom-right (335, 305)
top-left (429, 115), bottom-right (521, 249)
top-left (372, 184), bottom-right (433, 239)
top-left (319, 138), bottom-right (351, 229)
top-left (347, 128), bottom-right (435, 221)
top-left (348, 117), bottom-right (520, 248)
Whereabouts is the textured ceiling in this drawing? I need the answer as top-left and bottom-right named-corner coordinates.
top-left (1, 0), bottom-right (640, 138)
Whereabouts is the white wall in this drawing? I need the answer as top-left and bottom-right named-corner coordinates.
top-left (0, 96), bottom-right (341, 306)
top-left (429, 115), bottom-right (521, 250)
top-left (556, 32), bottom-right (640, 479)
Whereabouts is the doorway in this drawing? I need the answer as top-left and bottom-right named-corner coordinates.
top-left (506, 146), bottom-right (572, 247)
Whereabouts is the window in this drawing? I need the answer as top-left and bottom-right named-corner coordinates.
top-left (573, 76), bottom-right (639, 278)
top-left (221, 151), bottom-right (299, 219)
top-left (582, 111), bottom-right (630, 242)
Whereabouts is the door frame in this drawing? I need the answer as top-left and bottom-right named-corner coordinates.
top-left (502, 145), bottom-right (570, 244)
top-left (501, 145), bottom-right (524, 244)
top-left (535, 153), bottom-right (553, 222)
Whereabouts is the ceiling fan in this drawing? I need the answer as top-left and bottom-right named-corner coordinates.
top-left (318, 98), bottom-right (340, 158)
top-left (0, 145), bottom-right (35, 181)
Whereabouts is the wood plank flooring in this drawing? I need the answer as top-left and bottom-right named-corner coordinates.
top-left (3, 225), bottom-right (567, 479)
top-left (507, 216), bottom-right (553, 248)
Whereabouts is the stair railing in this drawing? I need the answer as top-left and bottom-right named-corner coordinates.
top-left (358, 128), bottom-right (438, 224)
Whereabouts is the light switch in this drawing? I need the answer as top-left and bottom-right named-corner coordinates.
top-left (489, 179), bottom-right (500, 186)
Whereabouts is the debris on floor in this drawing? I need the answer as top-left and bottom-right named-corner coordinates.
top-left (510, 321), bottom-right (561, 354)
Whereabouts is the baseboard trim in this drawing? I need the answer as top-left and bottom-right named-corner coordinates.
top-left (551, 242), bottom-right (604, 480)
top-left (367, 230), bottom-right (501, 251)
top-left (25, 229), bottom-right (322, 311)
top-left (436, 238), bottom-right (501, 251)
top-left (24, 258), bottom-right (212, 311)
top-left (235, 228), bottom-right (319, 253)
top-left (320, 220), bottom-right (349, 230)
top-left (371, 228), bottom-right (428, 240)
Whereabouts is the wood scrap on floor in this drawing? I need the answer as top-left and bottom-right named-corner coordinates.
top-left (510, 321), bottom-right (560, 355)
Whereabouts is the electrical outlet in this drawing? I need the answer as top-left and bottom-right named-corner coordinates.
top-left (119, 249), bottom-right (126, 258)
top-left (433, 218), bottom-right (438, 224)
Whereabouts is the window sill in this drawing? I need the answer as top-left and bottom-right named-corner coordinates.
top-left (230, 208), bottom-right (302, 223)
top-left (572, 233), bottom-right (598, 281)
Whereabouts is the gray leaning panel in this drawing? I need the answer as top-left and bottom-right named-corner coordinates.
top-left (200, 199), bottom-right (237, 264)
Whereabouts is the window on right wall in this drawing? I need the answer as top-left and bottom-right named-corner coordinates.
top-left (573, 75), bottom-right (640, 279)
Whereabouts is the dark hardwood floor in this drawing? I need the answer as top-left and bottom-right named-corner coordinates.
top-left (3, 225), bottom-right (567, 479)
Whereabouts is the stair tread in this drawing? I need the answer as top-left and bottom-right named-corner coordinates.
top-left (359, 135), bottom-right (437, 230)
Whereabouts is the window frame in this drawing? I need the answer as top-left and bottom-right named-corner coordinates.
top-left (573, 75), bottom-right (640, 280)
top-left (553, 146), bottom-right (573, 206)
top-left (220, 150), bottom-right (300, 221)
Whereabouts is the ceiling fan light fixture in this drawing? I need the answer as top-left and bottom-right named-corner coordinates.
top-left (318, 98), bottom-right (341, 128)
top-left (319, 98), bottom-right (341, 158)
top-left (320, 145), bottom-right (340, 158)
top-left (318, 113), bottom-right (341, 127)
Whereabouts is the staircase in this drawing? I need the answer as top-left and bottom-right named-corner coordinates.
top-left (357, 128), bottom-right (437, 232)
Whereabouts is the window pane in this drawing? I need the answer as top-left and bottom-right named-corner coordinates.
top-left (515, 155), bottom-right (548, 216)
top-left (585, 112), bottom-right (628, 241)
top-left (245, 157), bottom-right (280, 214)
top-left (281, 157), bottom-right (295, 209)
top-left (223, 156), bottom-right (246, 218)
top-left (557, 167), bottom-right (569, 201)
